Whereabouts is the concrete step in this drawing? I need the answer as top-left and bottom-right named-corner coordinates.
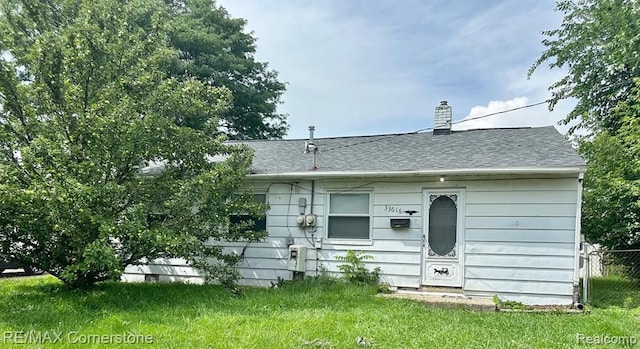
top-left (381, 290), bottom-right (496, 311)
top-left (418, 286), bottom-right (464, 294)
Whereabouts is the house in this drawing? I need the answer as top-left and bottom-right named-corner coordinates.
top-left (123, 101), bottom-right (586, 305)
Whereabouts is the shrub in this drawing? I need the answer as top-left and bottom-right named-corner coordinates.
top-left (336, 250), bottom-right (380, 285)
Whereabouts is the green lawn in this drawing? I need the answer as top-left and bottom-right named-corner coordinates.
top-left (0, 276), bottom-right (638, 348)
top-left (590, 276), bottom-right (640, 309)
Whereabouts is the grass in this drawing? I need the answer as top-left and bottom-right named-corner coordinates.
top-left (0, 276), bottom-right (638, 348)
top-left (590, 276), bottom-right (640, 309)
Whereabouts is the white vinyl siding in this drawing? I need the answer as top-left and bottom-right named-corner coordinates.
top-left (123, 176), bottom-right (581, 305)
top-left (462, 179), bottom-right (579, 305)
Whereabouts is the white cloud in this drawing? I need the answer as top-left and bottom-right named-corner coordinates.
top-left (453, 94), bottom-right (578, 136)
top-left (454, 97), bottom-right (531, 130)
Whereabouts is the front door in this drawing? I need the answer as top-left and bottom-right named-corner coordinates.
top-left (422, 189), bottom-right (464, 287)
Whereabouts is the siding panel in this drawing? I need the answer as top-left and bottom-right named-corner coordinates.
top-left (320, 250), bottom-right (421, 264)
top-left (465, 254), bottom-right (574, 269)
top-left (372, 228), bottom-right (422, 241)
top-left (323, 239), bottom-right (421, 252)
top-left (466, 217), bottom-right (575, 230)
top-left (466, 203), bottom-right (576, 217)
top-left (124, 176), bottom-right (580, 305)
top-left (465, 241), bottom-right (575, 256)
top-left (466, 190), bottom-right (577, 204)
top-left (465, 229), bottom-right (574, 243)
top-left (467, 178), bottom-right (578, 192)
top-left (465, 266), bottom-right (573, 283)
top-left (373, 193), bottom-right (422, 205)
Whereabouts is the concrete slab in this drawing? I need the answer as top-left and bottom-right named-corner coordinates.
top-left (379, 290), bottom-right (496, 311)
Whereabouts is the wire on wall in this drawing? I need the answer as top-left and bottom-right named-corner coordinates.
top-left (285, 183), bottom-right (315, 247)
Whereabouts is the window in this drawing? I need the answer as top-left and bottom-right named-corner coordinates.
top-left (327, 192), bottom-right (371, 240)
top-left (428, 195), bottom-right (457, 256)
top-left (229, 193), bottom-right (267, 231)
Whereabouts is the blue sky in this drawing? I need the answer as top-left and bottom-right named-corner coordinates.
top-left (216, 0), bottom-right (574, 139)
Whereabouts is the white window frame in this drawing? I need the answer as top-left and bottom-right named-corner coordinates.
top-left (326, 191), bottom-right (373, 245)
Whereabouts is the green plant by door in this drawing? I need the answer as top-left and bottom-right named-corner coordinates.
top-left (336, 250), bottom-right (381, 285)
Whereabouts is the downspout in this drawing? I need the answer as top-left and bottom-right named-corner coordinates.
top-left (573, 173), bottom-right (584, 306)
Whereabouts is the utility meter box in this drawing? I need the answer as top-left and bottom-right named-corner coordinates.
top-left (288, 245), bottom-right (307, 272)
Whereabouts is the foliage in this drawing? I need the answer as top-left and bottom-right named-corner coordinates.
top-left (529, 0), bottom-right (640, 135)
top-left (532, 1), bottom-right (640, 255)
top-left (492, 294), bottom-right (500, 307)
top-left (492, 295), bottom-right (534, 311)
top-left (274, 274), bottom-right (345, 290)
top-left (376, 282), bottom-right (392, 294)
top-left (164, 0), bottom-right (288, 139)
top-left (336, 250), bottom-right (381, 285)
top-left (0, 0), bottom-right (267, 288)
top-left (1, 276), bottom-right (639, 348)
top-left (580, 79), bottom-right (640, 251)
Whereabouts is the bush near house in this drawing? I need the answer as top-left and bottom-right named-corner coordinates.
top-left (336, 250), bottom-right (381, 285)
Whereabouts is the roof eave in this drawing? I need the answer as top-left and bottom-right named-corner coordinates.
top-left (247, 166), bottom-right (587, 180)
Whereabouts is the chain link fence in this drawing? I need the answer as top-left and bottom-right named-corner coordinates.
top-left (583, 247), bottom-right (640, 307)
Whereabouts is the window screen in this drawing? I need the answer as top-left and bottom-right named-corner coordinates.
top-left (428, 196), bottom-right (457, 256)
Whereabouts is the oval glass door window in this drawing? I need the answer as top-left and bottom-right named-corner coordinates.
top-left (428, 196), bottom-right (457, 256)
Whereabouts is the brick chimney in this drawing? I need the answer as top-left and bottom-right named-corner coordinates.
top-left (433, 100), bottom-right (452, 135)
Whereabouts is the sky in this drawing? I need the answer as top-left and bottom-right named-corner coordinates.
top-left (216, 0), bottom-right (574, 139)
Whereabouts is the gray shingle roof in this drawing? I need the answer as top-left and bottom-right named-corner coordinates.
top-left (232, 126), bottom-right (585, 175)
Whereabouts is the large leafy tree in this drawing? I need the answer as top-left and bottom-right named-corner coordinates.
top-left (529, 0), bottom-right (640, 135)
top-left (530, 0), bottom-right (640, 251)
top-left (580, 80), bottom-right (640, 250)
top-left (165, 0), bottom-right (288, 139)
top-left (0, 0), bottom-right (267, 288)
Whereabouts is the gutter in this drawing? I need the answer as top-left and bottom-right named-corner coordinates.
top-left (247, 167), bottom-right (586, 180)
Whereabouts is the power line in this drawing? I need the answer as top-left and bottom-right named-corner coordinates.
top-left (320, 99), bottom-right (549, 153)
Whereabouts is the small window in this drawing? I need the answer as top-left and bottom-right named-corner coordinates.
top-left (229, 193), bottom-right (267, 231)
top-left (327, 193), bottom-right (371, 239)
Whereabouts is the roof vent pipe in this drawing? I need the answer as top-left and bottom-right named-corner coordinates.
top-left (305, 126), bottom-right (318, 170)
top-left (305, 126), bottom-right (316, 153)
top-left (308, 126), bottom-right (315, 145)
top-left (433, 100), bottom-right (452, 135)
